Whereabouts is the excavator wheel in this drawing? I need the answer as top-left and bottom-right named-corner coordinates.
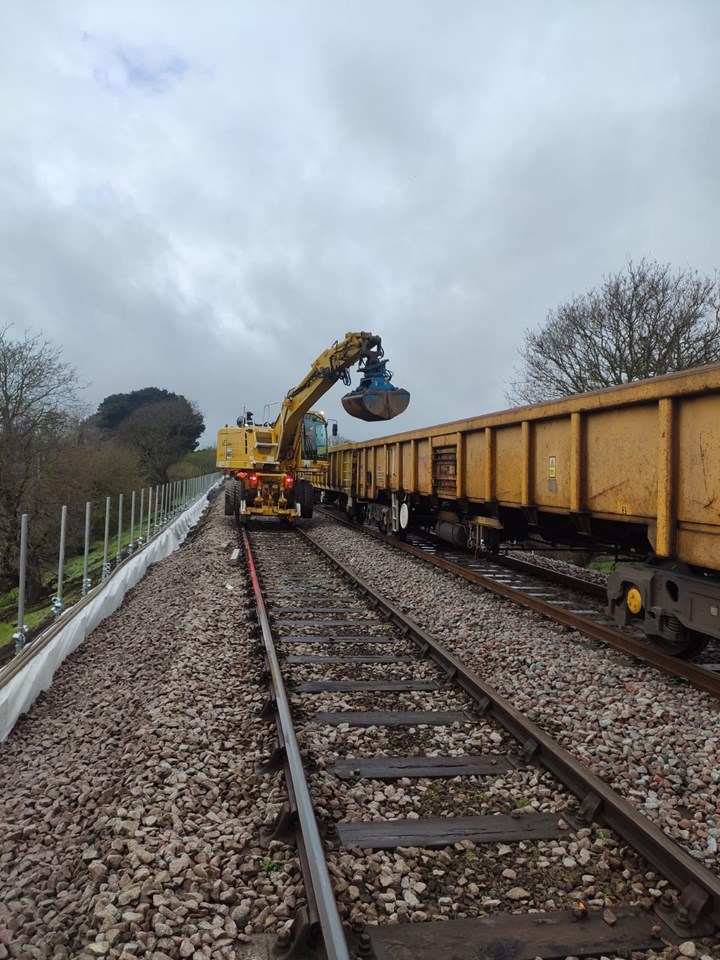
top-left (297, 480), bottom-right (314, 519)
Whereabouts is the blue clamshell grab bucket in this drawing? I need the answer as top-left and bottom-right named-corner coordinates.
top-left (341, 359), bottom-right (410, 422)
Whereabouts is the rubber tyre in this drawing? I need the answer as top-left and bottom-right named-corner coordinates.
top-left (297, 480), bottom-right (314, 519)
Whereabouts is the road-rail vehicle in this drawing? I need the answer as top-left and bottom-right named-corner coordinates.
top-left (216, 331), bottom-right (409, 525)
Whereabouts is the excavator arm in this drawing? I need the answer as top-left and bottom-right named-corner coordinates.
top-left (275, 331), bottom-right (409, 461)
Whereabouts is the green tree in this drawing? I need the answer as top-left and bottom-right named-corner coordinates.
top-left (506, 259), bottom-right (720, 405)
top-left (115, 398), bottom-right (204, 484)
top-left (94, 388), bottom-right (205, 484)
top-left (94, 387), bottom-right (176, 431)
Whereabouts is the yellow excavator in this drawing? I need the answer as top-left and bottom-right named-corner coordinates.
top-left (216, 332), bottom-right (409, 524)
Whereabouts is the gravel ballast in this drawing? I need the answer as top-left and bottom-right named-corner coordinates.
top-left (0, 500), bottom-right (300, 959)
top-left (306, 517), bottom-right (720, 877)
top-left (2, 500), bottom-right (719, 960)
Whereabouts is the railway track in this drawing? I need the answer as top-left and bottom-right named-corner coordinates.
top-left (241, 522), bottom-right (720, 960)
top-left (314, 506), bottom-right (720, 701)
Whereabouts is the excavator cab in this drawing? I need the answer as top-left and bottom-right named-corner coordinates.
top-left (341, 351), bottom-right (410, 422)
top-left (301, 412), bottom-right (329, 461)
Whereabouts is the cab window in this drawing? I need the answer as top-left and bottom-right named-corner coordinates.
top-left (302, 415), bottom-right (328, 460)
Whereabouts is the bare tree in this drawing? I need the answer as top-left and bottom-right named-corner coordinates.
top-left (0, 326), bottom-right (82, 597)
top-left (506, 259), bottom-right (720, 405)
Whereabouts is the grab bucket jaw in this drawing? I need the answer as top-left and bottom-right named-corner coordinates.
top-left (341, 357), bottom-right (410, 422)
top-left (341, 386), bottom-right (410, 422)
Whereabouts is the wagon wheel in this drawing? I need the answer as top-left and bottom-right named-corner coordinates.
top-left (646, 629), bottom-right (710, 660)
top-left (392, 501), bottom-right (410, 540)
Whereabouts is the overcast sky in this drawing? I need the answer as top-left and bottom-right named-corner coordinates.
top-left (2, 1), bottom-right (719, 445)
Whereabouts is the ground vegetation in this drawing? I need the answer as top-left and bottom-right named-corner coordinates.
top-left (168, 447), bottom-right (218, 480)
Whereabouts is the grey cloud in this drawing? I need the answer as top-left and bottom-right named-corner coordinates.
top-left (1, 1), bottom-right (719, 447)
top-left (93, 44), bottom-right (190, 95)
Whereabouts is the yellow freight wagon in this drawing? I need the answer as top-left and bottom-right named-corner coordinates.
top-left (320, 364), bottom-right (720, 657)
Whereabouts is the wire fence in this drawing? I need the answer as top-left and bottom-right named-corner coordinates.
top-left (7, 473), bottom-right (220, 661)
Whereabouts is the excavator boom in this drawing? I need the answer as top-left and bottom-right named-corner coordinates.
top-left (216, 330), bottom-right (409, 525)
top-left (276, 332), bottom-right (409, 459)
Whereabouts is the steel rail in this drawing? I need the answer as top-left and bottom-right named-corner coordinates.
top-left (479, 550), bottom-right (608, 598)
top-left (314, 508), bottom-right (720, 701)
top-left (315, 506), bottom-right (605, 598)
top-left (300, 528), bottom-right (720, 930)
top-left (241, 529), bottom-right (350, 960)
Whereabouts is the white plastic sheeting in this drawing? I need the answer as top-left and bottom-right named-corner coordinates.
top-left (0, 492), bottom-right (214, 742)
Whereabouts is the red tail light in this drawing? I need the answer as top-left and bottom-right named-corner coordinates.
top-left (249, 474), bottom-right (258, 485)
top-left (284, 474), bottom-right (294, 487)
